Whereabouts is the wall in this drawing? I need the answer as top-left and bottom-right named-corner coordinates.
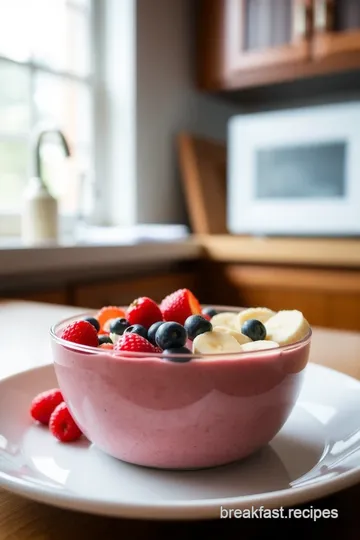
top-left (135, 0), bottom-right (240, 225)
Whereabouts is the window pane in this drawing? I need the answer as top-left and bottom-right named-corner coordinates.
top-left (0, 0), bottom-right (32, 61)
top-left (0, 63), bottom-right (30, 134)
top-left (34, 73), bottom-right (93, 148)
top-left (31, 0), bottom-right (91, 76)
top-left (0, 140), bottom-right (28, 210)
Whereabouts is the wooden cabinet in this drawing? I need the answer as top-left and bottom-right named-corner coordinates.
top-left (200, 262), bottom-right (360, 332)
top-left (313, 0), bottom-right (360, 58)
top-left (196, 0), bottom-right (360, 91)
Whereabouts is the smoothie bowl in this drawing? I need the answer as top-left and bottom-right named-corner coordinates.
top-left (47, 289), bottom-right (312, 470)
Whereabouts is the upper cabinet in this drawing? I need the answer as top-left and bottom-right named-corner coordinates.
top-left (196, 0), bottom-right (360, 91)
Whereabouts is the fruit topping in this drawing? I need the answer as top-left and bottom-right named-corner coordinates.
top-left (155, 321), bottom-right (187, 350)
top-left (192, 331), bottom-right (242, 354)
top-left (240, 340), bottom-right (279, 351)
top-left (210, 311), bottom-right (238, 330)
top-left (160, 288), bottom-right (201, 325)
top-left (184, 314), bottom-right (212, 341)
top-left (264, 310), bottom-right (310, 346)
top-left (114, 332), bottom-right (157, 354)
top-left (30, 388), bottom-right (64, 425)
top-left (212, 325), bottom-right (251, 344)
top-left (96, 306), bottom-right (126, 333)
top-left (49, 402), bottom-right (83, 443)
top-left (241, 319), bottom-right (267, 342)
top-left (98, 334), bottom-right (113, 345)
top-left (99, 342), bottom-right (114, 350)
top-left (162, 346), bottom-right (193, 362)
top-left (124, 324), bottom-right (148, 339)
top-left (237, 307), bottom-right (275, 328)
top-left (109, 317), bottom-right (130, 336)
top-left (147, 321), bottom-right (165, 345)
top-left (61, 320), bottom-right (99, 348)
top-left (83, 316), bottom-right (100, 333)
top-left (202, 306), bottom-right (218, 318)
top-left (126, 297), bottom-right (163, 329)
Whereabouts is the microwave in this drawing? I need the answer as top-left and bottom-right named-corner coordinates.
top-left (227, 101), bottom-right (360, 236)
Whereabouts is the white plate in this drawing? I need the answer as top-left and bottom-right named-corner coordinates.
top-left (1, 362), bottom-right (360, 520)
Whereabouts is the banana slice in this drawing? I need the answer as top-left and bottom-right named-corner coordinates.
top-left (213, 325), bottom-right (252, 345)
top-left (264, 310), bottom-right (310, 346)
top-left (210, 312), bottom-right (238, 331)
top-left (110, 332), bottom-right (121, 343)
top-left (241, 340), bottom-right (279, 352)
top-left (237, 307), bottom-right (275, 329)
top-left (192, 331), bottom-right (242, 354)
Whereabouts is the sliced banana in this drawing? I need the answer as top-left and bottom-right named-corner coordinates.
top-left (192, 331), bottom-right (242, 354)
top-left (110, 332), bottom-right (121, 343)
top-left (213, 325), bottom-right (252, 345)
top-left (210, 312), bottom-right (238, 331)
top-left (264, 310), bottom-right (310, 346)
top-left (237, 307), bottom-right (275, 329)
top-left (240, 340), bottom-right (279, 352)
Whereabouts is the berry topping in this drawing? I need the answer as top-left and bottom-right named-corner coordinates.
top-left (160, 288), bottom-right (201, 325)
top-left (109, 317), bottom-right (130, 335)
top-left (124, 324), bottom-right (148, 339)
top-left (61, 320), bottom-right (99, 348)
top-left (114, 332), bottom-right (157, 354)
top-left (30, 388), bottom-right (64, 425)
top-left (83, 316), bottom-right (100, 333)
top-left (202, 307), bottom-right (218, 319)
top-left (49, 402), bottom-right (83, 443)
top-left (241, 319), bottom-right (267, 341)
top-left (98, 334), bottom-right (113, 345)
top-left (162, 346), bottom-right (192, 362)
top-left (155, 321), bottom-right (187, 350)
top-left (126, 297), bottom-right (163, 329)
top-left (96, 306), bottom-right (126, 333)
top-left (99, 342), bottom-right (114, 350)
top-left (147, 321), bottom-right (165, 345)
top-left (184, 314), bottom-right (212, 341)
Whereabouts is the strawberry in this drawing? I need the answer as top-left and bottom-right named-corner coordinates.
top-left (126, 297), bottom-right (163, 329)
top-left (96, 306), bottom-right (126, 333)
top-left (30, 388), bottom-right (64, 425)
top-left (49, 402), bottom-right (83, 443)
top-left (61, 320), bottom-right (98, 348)
top-left (114, 332), bottom-right (157, 354)
top-left (160, 288), bottom-right (201, 325)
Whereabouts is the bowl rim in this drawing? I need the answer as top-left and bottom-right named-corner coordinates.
top-left (49, 305), bottom-right (312, 361)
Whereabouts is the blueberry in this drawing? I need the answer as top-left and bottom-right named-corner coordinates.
top-left (148, 321), bottom-right (165, 345)
top-left (155, 321), bottom-right (187, 350)
top-left (184, 314), bottom-right (212, 340)
top-left (109, 317), bottom-right (130, 335)
top-left (98, 334), bottom-right (113, 345)
top-left (84, 317), bottom-right (100, 333)
top-left (162, 346), bottom-right (192, 362)
top-left (124, 324), bottom-right (148, 339)
top-left (202, 307), bottom-right (218, 318)
top-left (241, 319), bottom-right (266, 341)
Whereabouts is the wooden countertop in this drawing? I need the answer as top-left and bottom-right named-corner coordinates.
top-left (197, 235), bottom-right (360, 268)
top-left (1, 300), bottom-right (360, 538)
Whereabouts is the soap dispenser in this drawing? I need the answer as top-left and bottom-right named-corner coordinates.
top-left (21, 129), bottom-right (71, 246)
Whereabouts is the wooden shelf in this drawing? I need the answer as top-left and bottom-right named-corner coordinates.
top-left (196, 235), bottom-right (360, 268)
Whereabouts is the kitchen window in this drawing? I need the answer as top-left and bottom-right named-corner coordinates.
top-left (0, 0), bottom-right (103, 237)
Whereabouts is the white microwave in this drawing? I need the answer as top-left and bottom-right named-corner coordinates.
top-left (227, 101), bottom-right (360, 236)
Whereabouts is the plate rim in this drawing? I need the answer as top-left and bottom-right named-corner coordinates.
top-left (1, 362), bottom-right (360, 520)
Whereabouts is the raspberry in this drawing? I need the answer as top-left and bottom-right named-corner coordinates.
top-left (30, 388), bottom-right (64, 425)
top-left (61, 320), bottom-right (98, 348)
top-left (96, 306), bottom-right (126, 333)
top-left (126, 297), bottom-right (163, 329)
top-left (160, 288), bottom-right (201, 325)
top-left (49, 402), bottom-right (83, 443)
top-left (114, 332), bottom-right (157, 354)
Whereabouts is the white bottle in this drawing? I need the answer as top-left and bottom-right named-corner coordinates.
top-left (21, 176), bottom-right (58, 246)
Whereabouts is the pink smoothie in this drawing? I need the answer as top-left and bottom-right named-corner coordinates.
top-left (51, 331), bottom-right (311, 469)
